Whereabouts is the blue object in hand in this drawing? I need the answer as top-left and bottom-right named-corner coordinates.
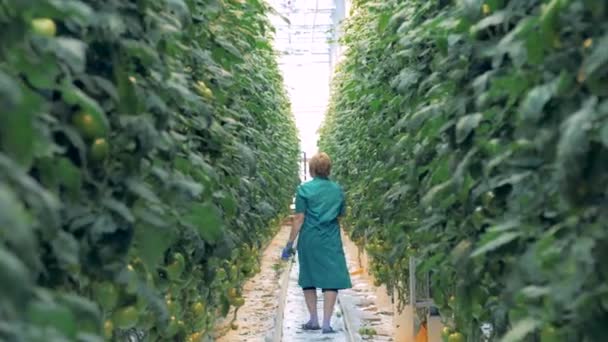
top-left (281, 241), bottom-right (294, 260)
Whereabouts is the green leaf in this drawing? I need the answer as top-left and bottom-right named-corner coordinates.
top-left (455, 113), bottom-right (483, 144)
top-left (76, 333), bottom-right (104, 342)
top-left (215, 37), bottom-right (243, 59)
top-left (102, 198), bottom-right (135, 223)
top-left (51, 230), bottom-right (79, 268)
top-left (539, 0), bottom-right (563, 44)
top-left (520, 285), bottom-right (550, 299)
top-left (378, 12), bottom-right (391, 32)
top-left (0, 245), bottom-right (33, 299)
top-left (421, 180), bottom-right (454, 207)
top-left (48, 0), bottom-right (94, 21)
top-left (182, 202), bottom-right (224, 243)
top-left (0, 72), bottom-right (22, 109)
top-left (471, 10), bottom-right (507, 32)
top-left (471, 232), bottom-right (521, 257)
top-left (237, 143), bottom-right (256, 169)
top-left (520, 78), bottom-right (559, 122)
top-left (600, 122), bottom-right (608, 148)
top-left (56, 292), bottom-right (101, 325)
top-left (486, 219), bottom-right (520, 233)
top-left (173, 179), bottom-right (204, 198)
top-left (51, 38), bottom-right (87, 72)
top-left (0, 185), bottom-right (40, 272)
top-left (405, 103), bottom-right (442, 131)
top-left (134, 225), bottom-right (176, 270)
top-left (127, 180), bottom-right (161, 204)
top-left (28, 300), bottom-right (78, 338)
top-left (219, 192), bottom-right (237, 218)
top-left (21, 57), bottom-right (61, 90)
top-left (500, 318), bottom-right (540, 342)
top-left (90, 214), bottom-right (119, 235)
top-left (461, 0), bottom-right (484, 18)
top-left (556, 98), bottom-right (595, 185)
top-left (392, 68), bottom-right (420, 93)
top-left (121, 40), bottom-right (160, 65)
top-left (56, 158), bottom-right (82, 197)
top-left (0, 92), bottom-right (37, 168)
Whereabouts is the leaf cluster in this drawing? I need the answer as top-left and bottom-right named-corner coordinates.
top-left (320, 0), bottom-right (608, 340)
top-left (0, 0), bottom-right (299, 340)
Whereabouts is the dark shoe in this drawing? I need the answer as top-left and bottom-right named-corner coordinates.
top-left (302, 322), bottom-right (321, 330)
top-left (322, 327), bottom-right (336, 334)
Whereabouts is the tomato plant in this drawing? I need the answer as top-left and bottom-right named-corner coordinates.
top-left (321, 0), bottom-right (607, 341)
top-left (0, 0), bottom-right (298, 341)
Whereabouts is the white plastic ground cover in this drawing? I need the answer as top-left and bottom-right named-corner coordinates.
top-left (339, 246), bottom-right (394, 342)
top-left (216, 225), bottom-right (396, 342)
top-left (282, 256), bottom-right (350, 342)
top-left (282, 235), bottom-right (395, 342)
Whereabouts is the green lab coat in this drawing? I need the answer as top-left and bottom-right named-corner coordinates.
top-left (295, 177), bottom-right (352, 289)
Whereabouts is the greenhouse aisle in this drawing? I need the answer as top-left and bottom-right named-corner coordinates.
top-left (281, 252), bottom-right (349, 342)
top-left (281, 228), bottom-right (395, 341)
top-left (217, 222), bottom-right (395, 341)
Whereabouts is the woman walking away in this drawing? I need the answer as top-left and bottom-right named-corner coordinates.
top-left (281, 152), bottom-right (352, 334)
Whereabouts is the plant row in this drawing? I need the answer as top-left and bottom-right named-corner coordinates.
top-left (0, 0), bottom-right (299, 341)
top-left (320, 0), bottom-right (607, 341)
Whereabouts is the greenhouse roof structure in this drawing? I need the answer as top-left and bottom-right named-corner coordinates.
top-left (267, 0), bottom-right (349, 159)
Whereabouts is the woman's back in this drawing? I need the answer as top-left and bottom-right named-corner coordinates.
top-left (296, 177), bottom-right (345, 227)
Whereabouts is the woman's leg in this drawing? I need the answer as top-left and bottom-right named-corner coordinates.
top-left (302, 287), bottom-right (319, 327)
top-left (322, 289), bottom-right (338, 331)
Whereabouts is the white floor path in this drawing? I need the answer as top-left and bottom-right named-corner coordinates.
top-left (216, 225), bottom-right (395, 342)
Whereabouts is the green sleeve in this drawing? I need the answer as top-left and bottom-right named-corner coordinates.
top-left (295, 186), bottom-right (306, 214)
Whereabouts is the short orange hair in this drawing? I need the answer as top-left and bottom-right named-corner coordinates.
top-left (309, 152), bottom-right (332, 178)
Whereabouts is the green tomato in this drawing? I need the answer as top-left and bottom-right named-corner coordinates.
top-left (230, 264), bottom-right (239, 279)
top-left (90, 138), bottom-right (109, 162)
top-left (192, 301), bottom-right (205, 316)
top-left (233, 297), bottom-right (245, 307)
top-left (540, 325), bottom-right (559, 342)
top-left (165, 316), bottom-right (180, 337)
top-left (92, 282), bottom-right (118, 311)
top-left (216, 268), bottom-right (227, 281)
top-left (173, 253), bottom-right (185, 269)
top-left (514, 138), bottom-right (534, 151)
top-left (31, 18), bottom-right (57, 37)
top-left (448, 332), bottom-right (465, 342)
top-left (112, 306), bottom-right (139, 329)
top-left (126, 264), bottom-right (138, 293)
top-left (482, 191), bottom-right (495, 207)
top-left (166, 298), bottom-right (181, 315)
top-left (104, 320), bottom-right (114, 339)
top-left (472, 206), bottom-right (485, 226)
top-left (166, 262), bottom-right (183, 281)
top-left (195, 81), bottom-right (213, 99)
top-left (485, 139), bottom-right (501, 154)
top-left (72, 112), bottom-right (107, 140)
top-left (448, 295), bottom-right (456, 308)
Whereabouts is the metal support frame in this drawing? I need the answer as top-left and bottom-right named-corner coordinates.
top-left (330, 0), bottom-right (345, 73)
top-left (269, 0), bottom-right (342, 157)
top-left (408, 256), bottom-right (434, 308)
top-left (269, 0), bottom-right (338, 68)
top-left (407, 256), bottom-right (438, 340)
